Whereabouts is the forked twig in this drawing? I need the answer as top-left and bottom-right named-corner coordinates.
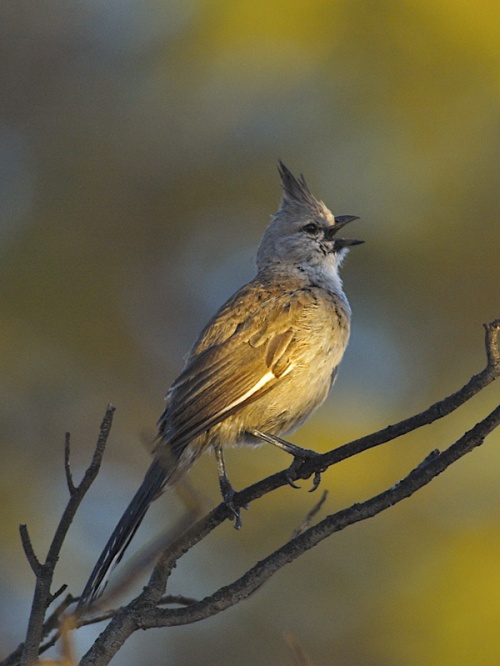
top-left (3, 322), bottom-right (499, 666)
top-left (16, 405), bottom-right (115, 666)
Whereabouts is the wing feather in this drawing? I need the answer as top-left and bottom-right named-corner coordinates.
top-left (157, 284), bottom-right (319, 456)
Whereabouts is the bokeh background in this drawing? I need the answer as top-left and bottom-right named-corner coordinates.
top-left (1, 1), bottom-right (499, 664)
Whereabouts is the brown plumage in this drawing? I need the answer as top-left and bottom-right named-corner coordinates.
top-left (77, 162), bottom-right (362, 609)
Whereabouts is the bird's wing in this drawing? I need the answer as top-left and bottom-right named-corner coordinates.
top-left (158, 287), bottom-right (316, 456)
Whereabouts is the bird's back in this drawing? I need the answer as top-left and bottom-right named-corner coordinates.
top-left (158, 272), bottom-right (351, 463)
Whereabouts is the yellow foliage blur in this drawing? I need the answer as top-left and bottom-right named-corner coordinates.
top-left (0, 1), bottom-right (498, 664)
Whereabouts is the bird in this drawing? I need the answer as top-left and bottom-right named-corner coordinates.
top-left (77, 161), bottom-right (363, 609)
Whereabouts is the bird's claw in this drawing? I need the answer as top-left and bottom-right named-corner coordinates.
top-left (225, 493), bottom-right (242, 530)
top-left (286, 453), bottom-right (325, 492)
top-left (231, 506), bottom-right (242, 530)
top-left (285, 473), bottom-right (301, 489)
top-left (285, 457), bottom-right (303, 488)
top-left (309, 470), bottom-right (322, 492)
top-left (220, 481), bottom-right (245, 529)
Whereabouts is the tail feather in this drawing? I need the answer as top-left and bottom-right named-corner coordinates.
top-left (77, 461), bottom-right (168, 611)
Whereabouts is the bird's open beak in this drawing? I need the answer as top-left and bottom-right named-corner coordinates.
top-left (334, 215), bottom-right (359, 228)
top-left (329, 215), bottom-right (363, 247)
top-left (333, 237), bottom-right (364, 250)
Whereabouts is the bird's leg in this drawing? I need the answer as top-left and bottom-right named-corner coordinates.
top-left (214, 445), bottom-right (242, 529)
top-left (248, 429), bottom-right (324, 492)
top-left (249, 429), bottom-right (319, 458)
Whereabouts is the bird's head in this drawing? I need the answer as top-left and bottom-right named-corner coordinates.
top-left (256, 161), bottom-right (363, 278)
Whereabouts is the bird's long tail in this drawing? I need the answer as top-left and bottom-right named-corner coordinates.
top-left (76, 460), bottom-right (170, 611)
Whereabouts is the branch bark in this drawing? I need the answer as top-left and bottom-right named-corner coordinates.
top-left (16, 405), bottom-right (115, 666)
top-left (141, 404), bottom-right (500, 629)
top-left (2, 321), bottom-right (498, 666)
top-left (78, 319), bottom-right (500, 666)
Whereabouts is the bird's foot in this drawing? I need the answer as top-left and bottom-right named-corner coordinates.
top-left (219, 477), bottom-right (245, 530)
top-left (285, 449), bottom-right (325, 493)
top-left (215, 446), bottom-right (248, 529)
top-left (247, 430), bottom-right (325, 493)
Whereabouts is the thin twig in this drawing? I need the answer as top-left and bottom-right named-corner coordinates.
top-left (102, 320), bottom-right (500, 626)
top-left (79, 405), bottom-right (499, 666)
top-left (39, 615), bottom-right (77, 666)
top-left (41, 595), bottom-right (77, 642)
top-left (293, 318), bottom-right (500, 483)
top-left (4, 322), bottom-right (498, 666)
top-left (48, 585), bottom-right (68, 606)
top-left (19, 525), bottom-right (42, 577)
top-left (19, 406), bottom-right (115, 666)
top-left (0, 595), bottom-right (77, 666)
top-left (81, 507), bottom-right (201, 614)
top-left (291, 490), bottom-right (328, 539)
top-left (137, 405), bottom-right (500, 631)
top-left (484, 319), bottom-right (500, 370)
top-left (75, 594), bottom-right (198, 631)
top-left (64, 433), bottom-right (76, 496)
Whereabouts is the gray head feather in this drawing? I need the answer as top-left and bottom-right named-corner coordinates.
top-left (277, 161), bottom-right (324, 214)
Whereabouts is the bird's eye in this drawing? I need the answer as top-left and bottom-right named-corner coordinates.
top-left (302, 223), bottom-right (319, 235)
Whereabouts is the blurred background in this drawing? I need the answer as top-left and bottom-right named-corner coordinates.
top-left (0, 1), bottom-right (499, 664)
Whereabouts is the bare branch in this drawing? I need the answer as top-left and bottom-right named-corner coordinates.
top-left (77, 321), bottom-right (500, 665)
top-left (4, 322), bottom-right (498, 666)
top-left (0, 596), bottom-right (77, 666)
top-left (291, 490), bottom-right (328, 539)
top-left (41, 595), bottom-right (78, 644)
top-left (75, 594), bottom-right (198, 632)
top-left (48, 585), bottom-right (68, 606)
top-left (484, 318), bottom-right (500, 371)
top-left (64, 433), bottom-right (76, 496)
top-left (291, 318), bottom-right (500, 484)
top-left (19, 525), bottom-right (42, 577)
top-left (138, 405), bottom-right (499, 631)
top-left (77, 405), bottom-right (116, 493)
top-left (37, 615), bottom-right (77, 666)
top-left (84, 506), bottom-right (202, 614)
top-left (18, 406), bottom-right (115, 666)
top-left (157, 594), bottom-right (198, 607)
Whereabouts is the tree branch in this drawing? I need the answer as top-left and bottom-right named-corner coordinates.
top-left (64, 433), bottom-right (77, 496)
top-left (145, 319), bottom-right (500, 595)
top-left (17, 405), bottom-right (115, 666)
top-left (78, 320), bottom-right (499, 665)
top-left (2, 322), bottom-right (498, 666)
top-left (291, 490), bottom-right (328, 539)
top-left (19, 525), bottom-right (42, 577)
top-left (295, 317), bottom-right (500, 482)
top-left (134, 405), bottom-right (499, 629)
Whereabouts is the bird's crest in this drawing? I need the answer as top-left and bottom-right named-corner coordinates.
top-left (277, 161), bottom-right (325, 215)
